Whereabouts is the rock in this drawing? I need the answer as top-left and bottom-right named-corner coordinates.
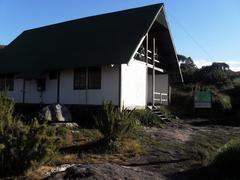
top-left (46, 164), bottom-right (76, 177)
top-left (65, 165), bottom-right (93, 178)
top-left (51, 123), bottom-right (79, 129)
top-left (39, 104), bottom-right (72, 122)
top-left (46, 163), bottom-right (164, 180)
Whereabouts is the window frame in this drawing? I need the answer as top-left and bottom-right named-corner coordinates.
top-left (88, 67), bottom-right (101, 89)
top-left (73, 67), bottom-right (101, 90)
top-left (74, 68), bottom-right (87, 90)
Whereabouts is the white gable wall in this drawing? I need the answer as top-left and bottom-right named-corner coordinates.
top-left (121, 59), bottom-right (147, 109)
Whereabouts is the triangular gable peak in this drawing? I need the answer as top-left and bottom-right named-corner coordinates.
top-left (129, 6), bottom-right (183, 83)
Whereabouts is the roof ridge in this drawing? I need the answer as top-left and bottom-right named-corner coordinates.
top-left (24, 3), bottom-right (163, 32)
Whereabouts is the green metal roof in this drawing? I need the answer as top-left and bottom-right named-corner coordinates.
top-left (0, 3), bottom-right (182, 82)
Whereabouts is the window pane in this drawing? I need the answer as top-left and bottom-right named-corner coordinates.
top-left (74, 68), bottom-right (86, 89)
top-left (88, 67), bottom-right (101, 89)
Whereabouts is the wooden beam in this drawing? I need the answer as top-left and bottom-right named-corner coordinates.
top-left (145, 34), bottom-right (148, 107)
top-left (152, 38), bottom-right (155, 107)
top-left (147, 64), bottom-right (164, 73)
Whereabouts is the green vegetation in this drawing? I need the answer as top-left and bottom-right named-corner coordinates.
top-left (172, 55), bottom-right (240, 120)
top-left (210, 139), bottom-right (240, 179)
top-left (0, 93), bottom-right (61, 177)
top-left (133, 109), bottom-right (164, 127)
top-left (94, 102), bottom-right (138, 151)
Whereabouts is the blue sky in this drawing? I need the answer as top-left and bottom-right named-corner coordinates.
top-left (0, 0), bottom-right (240, 70)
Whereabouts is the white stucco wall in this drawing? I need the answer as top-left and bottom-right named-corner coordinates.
top-left (4, 62), bottom-right (149, 107)
top-left (59, 65), bottom-right (119, 105)
top-left (148, 74), bottom-right (169, 105)
top-left (23, 75), bottom-right (58, 104)
top-left (7, 79), bottom-right (24, 103)
top-left (121, 59), bottom-right (147, 108)
top-left (6, 65), bottom-right (118, 105)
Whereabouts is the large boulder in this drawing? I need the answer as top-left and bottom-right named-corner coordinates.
top-left (40, 104), bottom-right (72, 122)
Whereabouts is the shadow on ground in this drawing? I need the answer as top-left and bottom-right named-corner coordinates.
top-left (60, 139), bottom-right (107, 155)
top-left (185, 118), bottom-right (240, 127)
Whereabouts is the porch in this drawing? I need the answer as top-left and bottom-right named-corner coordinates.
top-left (134, 27), bottom-right (171, 107)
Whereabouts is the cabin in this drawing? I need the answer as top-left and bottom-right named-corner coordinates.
top-left (0, 3), bottom-right (182, 110)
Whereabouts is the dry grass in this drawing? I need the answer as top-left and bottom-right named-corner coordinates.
top-left (120, 138), bottom-right (142, 157)
top-left (26, 166), bottom-right (52, 180)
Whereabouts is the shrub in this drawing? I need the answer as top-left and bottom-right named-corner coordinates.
top-left (120, 138), bottom-right (142, 157)
top-left (94, 102), bottom-right (136, 151)
top-left (170, 91), bottom-right (194, 117)
top-left (133, 109), bottom-right (164, 127)
top-left (171, 87), bottom-right (232, 118)
top-left (212, 90), bottom-right (232, 112)
top-left (210, 139), bottom-right (240, 179)
top-left (0, 93), bottom-right (61, 177)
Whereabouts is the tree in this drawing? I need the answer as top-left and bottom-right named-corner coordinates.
top-left (178, 54), bottom-right (198, 83)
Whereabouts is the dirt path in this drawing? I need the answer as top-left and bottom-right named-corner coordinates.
top-left (126, 119), bottom-right (240, 179)
top-left (45, 119), bottom-right (240, 180)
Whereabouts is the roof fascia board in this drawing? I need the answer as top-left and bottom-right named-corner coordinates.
top-left (127, 34), bottom-right (146, 65)
top-left (146, 5), bottom-right (163, 35)
top-left (161, 7), bottom-right (183, 82)
top-left (127, 4), bottom-right (163, 65)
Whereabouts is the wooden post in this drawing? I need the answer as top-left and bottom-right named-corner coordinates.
top-left (152, 38), bottom-right (156, 107)
top-left (22, 79), bottom-right (26, 103)
top-left (145, 34), bottom-right (149, 108)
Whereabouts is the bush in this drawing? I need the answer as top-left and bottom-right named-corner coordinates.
top-left (120, 138), bottom-right (142, 157)
top-left (170, 91), bottom-right (194, 117)
top-left (210, 139), bottom-right (240, 179)
top-left (170, 86), bottom-right (232, 118)
top-left (0, 93), bottom-right (61, 177)
top-left (94, 102), bottom-right (136, 151)
top-left (133, 109), bottom-right (164, 127)
top-left (212, 90), bottom-right (232, 112)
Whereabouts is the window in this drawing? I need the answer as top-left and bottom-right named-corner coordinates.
top-left (73, 67), bottom-right (101, 90)
top-left (36, 79), bottom-right (46, 92)
top-left (0, 74), bottom-right (14, 91)
top-left (74, 68), bottom-right (86, 89)
top-left (88, 67), bottom-right (101, 89)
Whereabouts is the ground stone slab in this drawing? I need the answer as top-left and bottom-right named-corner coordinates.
top-left (46, 163), bottom-right (165, 180)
